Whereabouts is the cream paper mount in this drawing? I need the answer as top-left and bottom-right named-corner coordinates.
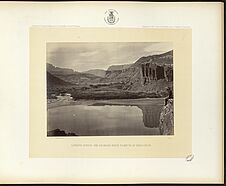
top-left (29, 27), bottom-right (192, 158)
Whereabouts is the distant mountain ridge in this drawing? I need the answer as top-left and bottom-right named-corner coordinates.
top-left (47, 63), bottom-right (76, 75)
top-left (47, 72), bottom-right (71, 87)
top-left (83, 69), bottom-right (106, 77)
top-left (132, 50), bottom-right (173, 67)
top-left (47, 50), bottom-right (173, 87)
top-left (47, 63), bottom-right (102, 84)
top-left (107, 64), bottom-right (132, 71)
top-left (106, 50), bottom-right (173, 72)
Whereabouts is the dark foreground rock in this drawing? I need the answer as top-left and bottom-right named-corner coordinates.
top-left (159, 99), bottom-right (174, 135)
top-left (47, 129), bottom-right (77, 136)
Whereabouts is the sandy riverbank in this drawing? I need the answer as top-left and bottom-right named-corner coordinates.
top-left (47, 95), bottom-right (165, 109)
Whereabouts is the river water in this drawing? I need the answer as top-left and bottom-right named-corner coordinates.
top-left (47, 101), bottom-right (163, 136)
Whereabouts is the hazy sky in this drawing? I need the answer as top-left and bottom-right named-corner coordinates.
top-left (47, 42), bottom-right (173, 72)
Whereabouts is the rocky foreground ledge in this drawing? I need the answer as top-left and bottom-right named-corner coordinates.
top-left (47, 129), bottom-right (77, 136)
top-left (159, 99), bottom-right (174, 135)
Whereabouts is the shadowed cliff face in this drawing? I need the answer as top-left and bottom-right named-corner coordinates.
top-left (138, 105), bottom-right (163, 128)
top-left (159, 99), bottom-right (174, 135)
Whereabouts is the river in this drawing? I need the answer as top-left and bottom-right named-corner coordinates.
top-left (47, 98), bottom-right (164, 136)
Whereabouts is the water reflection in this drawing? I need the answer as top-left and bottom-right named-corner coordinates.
top-left (47, 102), bottom-right (163, 136)
top-left (137, 105), bottom-right (162, 128)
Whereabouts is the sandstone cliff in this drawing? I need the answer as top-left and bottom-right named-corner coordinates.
top-left (103, 50), bottom-right (173, 93)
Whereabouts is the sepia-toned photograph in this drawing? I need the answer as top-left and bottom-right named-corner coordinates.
top-left (47, 42), bottom-right (174, 136)
top-left (1, 2), bottom-right (223, 184)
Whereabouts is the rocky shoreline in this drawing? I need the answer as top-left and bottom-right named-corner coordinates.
top-left (159, 99), bottom-right (174, 135)
top-left (47, 129), bottom-right (77, 136)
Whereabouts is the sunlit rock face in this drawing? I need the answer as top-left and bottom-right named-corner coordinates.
top-left (138, 105), bottom-right (163, 128)
top-left (159, 99), bottom-right (174, 135)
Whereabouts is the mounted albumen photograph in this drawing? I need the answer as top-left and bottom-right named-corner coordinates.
top-left (46, 42), bottom-right (174, 136)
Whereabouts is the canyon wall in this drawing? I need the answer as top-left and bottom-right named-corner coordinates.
top-left (159, 99), bottom-right (174, 135)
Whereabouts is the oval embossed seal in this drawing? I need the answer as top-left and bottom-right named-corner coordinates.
top-left (104, 9), bottom-right (119, 25)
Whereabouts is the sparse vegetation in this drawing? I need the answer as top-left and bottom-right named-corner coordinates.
top-left (71, 90), bottom-right (161, 100)
top-left (47, 50), bottom-right (173, 101)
